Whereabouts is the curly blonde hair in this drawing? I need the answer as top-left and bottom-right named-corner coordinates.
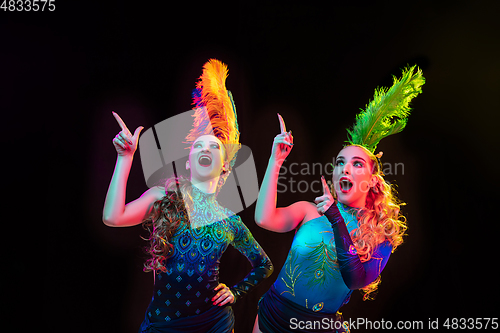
top-left (334, 145), bottom-right (407, 300)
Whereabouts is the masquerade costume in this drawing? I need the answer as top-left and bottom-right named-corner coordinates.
top-left (140, 187), bottom-right (272, 332)
top-left (258, 67), bottom-right (424, 332)
top-left (258, 203), bottom-right (368, 333)
top-left (139, 60), bottom-right (273, 332)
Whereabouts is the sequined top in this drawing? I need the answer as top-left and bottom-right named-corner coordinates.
top-left (145, 186), bottom-right (273, 323)
top-left (273, 202), bottom-right (362, 313)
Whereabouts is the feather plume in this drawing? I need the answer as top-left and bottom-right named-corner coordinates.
top-left (185, 59), bottom-right (240, 168)
top-left (346, 66), bottom-right (425, 152)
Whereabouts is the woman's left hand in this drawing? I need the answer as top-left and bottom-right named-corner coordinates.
top-left (212, 283), bottom-right (235, 306)
top-left (315, 176), bottom-right (335, 214)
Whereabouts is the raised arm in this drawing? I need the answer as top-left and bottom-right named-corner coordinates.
top-left (102, 112), bottom-right (163, 227)
top-left (255, 114), bottom-right (309, 232)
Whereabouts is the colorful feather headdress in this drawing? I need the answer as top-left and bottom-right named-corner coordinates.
top-left (346, 65), bottom-right (425, 153)
top-left (185, 59), bottom-right (241, 169)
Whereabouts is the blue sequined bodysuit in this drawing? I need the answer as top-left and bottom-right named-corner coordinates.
top-left (145, 186), bottom-right (273, 323)
top-left (273, 202), bottom-right (364, 313)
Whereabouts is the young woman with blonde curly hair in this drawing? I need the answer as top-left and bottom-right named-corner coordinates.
top-left (253, 67), bottom-right (424, 333)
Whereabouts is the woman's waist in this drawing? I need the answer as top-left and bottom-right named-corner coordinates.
top-left (154, 271), bottom-right (219, 293)
top-left (158, 260), bottom-right (221, 281)
top-left (146, 297), bottom-right (224, 323)
top-left (148, 284), bottom-right (221, 320)
top-left (273, 275), bottom-right (350, 313)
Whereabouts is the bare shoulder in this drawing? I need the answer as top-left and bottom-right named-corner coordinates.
top-left (287, 200), bottom-right (317, 213)
top-left (284, 200), bottom-right (321, 223)
top-left (141, 186), bottom-right (165, 201)
top-left (295, 201), bottom-right (322, 228)
top-left (290, 201), bottom-right (318, 216)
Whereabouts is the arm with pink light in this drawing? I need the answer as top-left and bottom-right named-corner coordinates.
top-left (102, 112), bottom-right (163, 227)
top-left (254, 114), bottom-right (312, 233)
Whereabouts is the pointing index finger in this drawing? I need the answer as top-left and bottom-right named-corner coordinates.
top-left (277, 113), bottom-right (287, 134)
top-left (112, 112), bottom-right (131, 135)
top-left (321, 176), bottom-right (331, 196)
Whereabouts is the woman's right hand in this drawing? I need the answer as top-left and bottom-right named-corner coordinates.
top-left (112, 112), bottom-right (144, 157)
top-left (270, 113), bottom-right (293, 164)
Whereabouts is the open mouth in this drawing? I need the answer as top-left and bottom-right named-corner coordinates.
top-left (198, 155), bottom-right (212, 167)
top-left (339, 177), bottom-right (353, 193)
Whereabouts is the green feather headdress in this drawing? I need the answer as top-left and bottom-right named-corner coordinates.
top-left (346, 66), bottom-right (425, 153)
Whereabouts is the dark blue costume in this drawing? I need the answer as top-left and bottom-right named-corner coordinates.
top-left (139, 186), bottom-right (273, 332)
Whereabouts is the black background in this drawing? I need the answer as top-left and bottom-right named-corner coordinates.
top-left (4, 0), bottom-right (499, 332)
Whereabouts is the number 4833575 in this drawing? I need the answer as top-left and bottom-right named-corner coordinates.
top-left (443, 318), bottom-right (498, 330)
top-left (1, 0), bottom-right (55, 11)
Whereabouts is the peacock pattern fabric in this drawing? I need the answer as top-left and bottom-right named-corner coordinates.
top-left (273, 201), bottom-right (387, 313)
top-left (144, 186), bottom-right (273, 323)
